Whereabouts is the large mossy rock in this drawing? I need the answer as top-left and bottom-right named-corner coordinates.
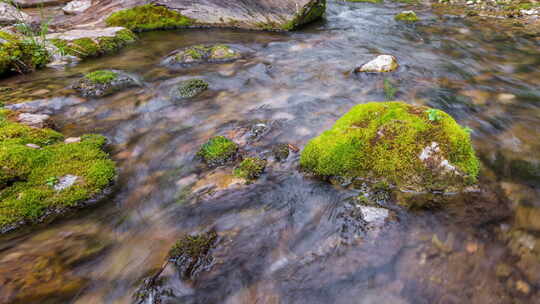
top-left (0, 109), bottom-right (116, 233)
top-left (300, 102), bottom-right (479, 193)
top-left (61, 0), bottom-right (326, 31)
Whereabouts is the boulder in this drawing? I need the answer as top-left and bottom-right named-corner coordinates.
top-left (163, 44), bottom-right (241, 68)
top-left (356, 55), bottom-right (399, 73)
top-left (72, 69), bottom-right (139, 97)
top-left (300, 102), bottom-right (479, 196)
top-left (58, 0), bottom-right (326, 32)
top-left (0, 2), bottom-right (32, 26)
top-left (63, 0), bottom-right (92, 15)
top-left (46, 27), bottom-right (136, 59)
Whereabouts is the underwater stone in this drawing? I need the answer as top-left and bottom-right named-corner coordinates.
top-left (171, 79), bottom-right (209, 99)
top-left (164, 44), bottom-right (241, 68)
top-left (356, 55), bottom-right (399, 73)
top-left (300, 101), bottom-right (479, 196)
top-left (272, 143), bottom-right (290, 161)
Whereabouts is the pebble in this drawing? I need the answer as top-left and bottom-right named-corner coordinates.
top-left (64, 137), bottom-right (82, 144)
top-left (25, 143), bottom-right (41, 149)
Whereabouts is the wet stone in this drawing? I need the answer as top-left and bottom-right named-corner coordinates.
top-left (272, 143), bottom-right (290, 161)
top-left (62, 0), bottom-right (92, 15)
top-left (355, 55), bottom-right (399, 73)
top-left (163, 44), bottom-right (241, 68)
top-left (72, 70), bottom-right (139, 98)
top-left (17, 113), bottom-right (51, 128)
top-left (170, 79), bottom-right (209, 100)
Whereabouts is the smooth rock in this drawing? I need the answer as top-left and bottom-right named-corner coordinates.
top-left (360, 205), bottom-right (389, 224)
top-left (25, 143), bottom-right (41, 149)
top-left (0, 2), bottom-right (32, 26)
top-left (63, 0), bottom-right (92, 15)
top-left (64, 137), bottom-right (82, 143)
top-left (356, 55), bottom-right (399, 73)
top-left (17, 113), bottom-right (51, 128)
top-left (46, 26), bottom-right (129, 42)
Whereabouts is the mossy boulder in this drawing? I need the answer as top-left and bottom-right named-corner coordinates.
top-left (395, 11), bottom-right (419, 22)
top-left (233, 157), bottom-right (267, 180)
top-left (47, 27), bottom-right (136, 59)
top-left (171, 79), bottom-right (209, 100)
top-left (0, 31), bottom-right (50, 77)
top-left (272, 143), bottom-right (290, 161)
top-left (197, 136), bottom-right (238, 167)
top-left (168, 231), bottom-right (217, 278)
top-left (164, 44), bottom-right (242, 68)
top-left (72, 69), bottom-right (139, 97)
top-left (105, 4), bottom-right (195, 32)
top-left (300, 102), bottom-right (479, 194)
top-left (0, 109), bottom-right (116, 233)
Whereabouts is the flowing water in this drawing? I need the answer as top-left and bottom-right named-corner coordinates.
top-left (1, 1), bottom-right (540, 303)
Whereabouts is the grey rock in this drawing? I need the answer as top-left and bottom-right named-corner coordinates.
top-left (17, 113), bottom-right (51, 128)
top-left (63, 0), bottom-right (92, 15)
top-left (54, 175), bottom-right (79, 191)
top-left (0, 3), bottom-right (32, 26)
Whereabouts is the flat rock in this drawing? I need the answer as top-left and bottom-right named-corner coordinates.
top-left (356, 55), bottom-right (399, 73)
top-left (58, 0), bottom-right (326, 31)
top-left (0, 2), bottom-right (32, 26)
top-left (17, 113), bottom-right (51, 128)
top-left (63, 0), bottom-right (92, 15)
top-left (46, 26), bottom-right (129, 41)
top-left (12, 0), bottom-right (71, 8)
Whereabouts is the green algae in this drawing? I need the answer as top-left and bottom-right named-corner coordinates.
top-left (233, 157), bottom-right (267, 180)
top-left (105, 4), bottom-right (195, 32)
top-left (300, 102), bottom-right (479, 193)
top-left (169, 231), bottom-right (218, 259)
top-left (197, 136), bottom-right (238, 167)
top-left (0, 110), bottom-right (115, 230)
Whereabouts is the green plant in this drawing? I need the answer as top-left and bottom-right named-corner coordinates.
top-left (383, 78), bottom-right (397, 100)
top-left (426, 108), bottom-right (442, 122)
top-left (85, 70), bottom-right (118, 84)
top-left (46, 176), bottom-right (58, 187)
top-left (233, 157), bottom-right (267, 180)
top-left (197, 136), bottom-right (238, 166)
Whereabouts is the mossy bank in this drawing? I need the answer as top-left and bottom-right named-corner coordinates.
top-left (0, 31), bottom-right (50, 77)
top-left (0, 109), bottom-right (116, 233)
top-left (300, 101), bottom-right (479, 194)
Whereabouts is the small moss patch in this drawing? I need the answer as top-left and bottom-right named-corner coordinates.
top-left (300, 101), bottom-right (479, 193)
top-left (197, 136), bottom-right (238, 167)
top-left (0, 110), bottom-right (115, 231)
top-left (170, 44), bottom-right (240, 66)
top-left (282, 0), bottom-right (326, 30)
top-left (169, 230), bottom-right (217, 278)
top-left (233, 157), bottom-right (267, 180)
top-left (85, 70), bottom-right (118, 84)
top-left (395, 11), bottom-right (420, 22)
top-left (50, 29), bottom-right (136, 59)
top-left (174, 79), bottom-right (209, 99)
top-left (106, 4), bottom-right (195, 32)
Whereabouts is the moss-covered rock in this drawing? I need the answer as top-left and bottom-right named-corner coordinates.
top-left (48, 27), bottom-right (136, 59)
top-left (72, 69), bottom-right (138, 97)
top-left (233, 157), bottom-right (267, 180)
top-left (197, 136), bottom-right (238, 167)
top-left (164, 44), bottom-right (241, 68)
top-left (171, 79), bottom-right (209, 100)
top-left (300, 102), bottom-right (479, 194)
top-left (105, 4), bottom-right (195, 32)
top-left (169, 230), bottom-right (217, 279)
top-left (0, 31), bottom-right (50, 77)
top-left (0, 109), bottom-right (116, 233)
top-left (272, 143), bottom-right (290, 161)
top-left (281, 0), bottom-right (326, 30)
top-left (395, 11), bottom-right (420, 22)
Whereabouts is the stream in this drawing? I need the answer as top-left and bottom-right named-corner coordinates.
top-left (1, 1), bottom-right (540, 303)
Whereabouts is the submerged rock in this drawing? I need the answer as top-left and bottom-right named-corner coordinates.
top-left (72, 69), bottom-right (138, 97)
top-left (197, 136), bottom-right (238, 167)
top-left (171, 79), bottom-right (209, 100)
top-left (300, 102), bottom-right (479, 197)
top-left (272, 143), bottom-right (290, 161)
top-left (233, 157), bottom-right (267, 181)
top-left (356, 55), bottom-right (399, 73)
top-left (163, 44), bottom-right (241, 68)
top-left (71, 0), bottom-right (326, 32)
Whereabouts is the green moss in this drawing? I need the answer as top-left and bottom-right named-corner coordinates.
top-left (51, 29), bottom-right (136, 59)
top-left (169, 231), bottom-right (217, 259)
top-left (105, 4), bottom-right (195, 32)
top-left (300, 102), bottom-right (479, 192)
top-left (84, 70), bottom-right (118, 84)
top-left (174, 45), bottom-right (239, 64)
top-left (0, 31), bottom-right (50, 77)
top-left (175, 79), bottom-right (209, 99)
top-left (233, 157), bottom-right (267, 180)
top-left (0, 110), bottom-right (115, 229)
top-left (197, 136), bottom-right (238, 167)
top-left (395, 11), bottom-right (420, 22)
top-left (282, 0), bottom-right (326, 31)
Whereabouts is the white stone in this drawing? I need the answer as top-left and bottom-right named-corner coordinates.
top-left (0, 2), bottom-right (32, 26)
top-left (62, 0), bottom-right (92, 15)
top-left (46, 27), bottom-right (128, 42)
top-left (360, 206), bottom-right (389, 224)
top-left (64, 137), bottom-right (82, 143)
top-left (419, 142), bottom-right (458, 173)
top-left (17, 113), bottom-right (50, 128)
top-left (25, 143), bottom-right (41, 149)
top-left (54, 175), bottom-right (79, 191)
top-left (358, 55), bottom-right (399, 73)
